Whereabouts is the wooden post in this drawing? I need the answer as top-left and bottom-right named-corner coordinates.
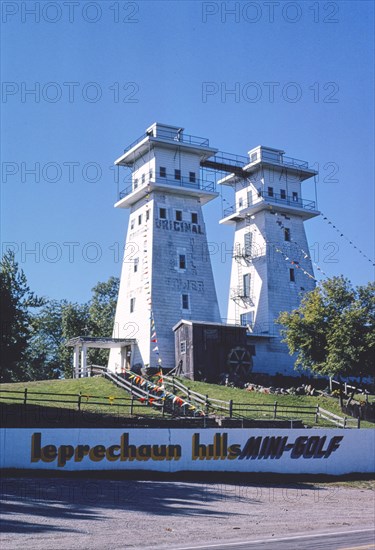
top-left (77, 392), bottom-right (82, 411)
top-left (23, 388), bottom-right (28, 406)
top-left (187, 387), bottom-right (190, 402)
top-left (229, 399), bottom-right (233, 418)
top-left (357, 416), bottom-right (361, 429)
top-left (172, 377), bottom-right (175, 395)
top-left (130, 395), bottom-right (134, 416)
top-left (273, 401), bottom-right (278, 420)
top-left (344, 416), bottom-right (347, 429)
top-left (315, 405), bottom-right (319, 424)
top-left (329, 377), bottom-right (332, 392)
top-left (205, 395), bottom-right (209, 415)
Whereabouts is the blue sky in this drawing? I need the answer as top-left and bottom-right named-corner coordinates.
top-left (1, 0), bottom-right (374, 316)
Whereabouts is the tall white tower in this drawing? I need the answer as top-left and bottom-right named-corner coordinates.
top-left (220, 146), bottom-right (319, 376)
top-left (108, 123), bottom-right (221, 372)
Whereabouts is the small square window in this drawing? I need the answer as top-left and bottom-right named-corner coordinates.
top-left (179, 254), bottom-right (186, 270)
top-left (191, 212), bottom-right (198, 224)
top-left (149, 170), bottom-right (153, 179)
top-left (130, 219), bottom-right (135, 230)
top-left (292, 192), bottom-right (298, 202)
top-left (141, 174), bottom-right (145, 184)
top-left (268, 187), bottom-right (274, 197)
top-left (130, 297), bottom-right (135, 313)
top-left (134, 258), bottom-right (139, 273)
top-left (159, 207), bottom-right (167, 219)
top-left (175, 169), bottom-right (181, 180)
top-left (160, 167), bottom-right (166, 178)
top-left (134, 179), bottom-right (138, 189)
top-left (280, 189), bottom-right (286, 199)
top-left (138, 214), bottom-right (142, 225)
top-left (189, 172), bottom-right (196, 183)
top-left (289, 268), bottom-right (295, 282)
top-left (146, 210), bottom-right (150, 221)
top-left (180, 341), bottom-right (187, 354)
top-left (175, 210), bottom-right (182, 221)
top-left (284, 228), bottom-right (291, 241)
top-left (182, 294), bottom-right (189, 310)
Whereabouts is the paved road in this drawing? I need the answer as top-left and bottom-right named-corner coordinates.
top-left (173, 529), bottom-right (375, 550)
top-left (1, 477), bottom-right (374, 549)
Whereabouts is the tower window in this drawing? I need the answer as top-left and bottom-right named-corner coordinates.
top-left (141, 173), bottom-right (145, 184)
top-left (189, 172), bottom-right (196, 183)
top-left (138, 214), bottom-right (142, 225)
top-left (267, 187), bottom-right (274, 197)
top-left (130, 297), bottom-right (136, 313)
top-left (160, 167), bottom-right (166, 177)
top-left (280, 189), bottom-right (286, 199)
top-left (159, 207), bottom-right (167, 219)
top-left (179, 254), bottom-right (186, 270)
top-left (134, 258), bottom-right (139, 272)
top-left (175, 210), bottom-right (182, 221)
top-left (134, 179), bottom-right (138, 189)
top-left (146, 209), bottom-right (150, 221)
top-left (182, 294), bottom-right (190, 310)
top-left (130, 219), bottom-right (135, 230)
top-left (149, 169), bottom-right (153, 179)
top-left (191, 212), bottom-right (198, 224)
top-left (292, 192), bottom-right (298, 202)
top-left (244, 232), bottom-right (253, 256)
top-left (284, 228), bottom-right (291, 241)
top-left (175, 169), bottom-right (181, 180)
top-left (180, 341), bottom-right (187, 354)
top-left (243, 273), bottom-right (251, 297)
top-left (289, 268), bottom-right (295, 282)
top-left (240, 311), bottom-right (254, 326)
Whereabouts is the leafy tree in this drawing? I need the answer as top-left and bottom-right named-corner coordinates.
top-left (27, 277), bottom-right (119, 378)
top-left (88, 277), bottom-right (120, 366)
top-left (0, 251), bottom-right (45, 382)
top-left (277, 276), bottom-right (375, 404)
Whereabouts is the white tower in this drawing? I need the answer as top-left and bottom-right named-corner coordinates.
top-left (108, 123), bottom-right (221, 372)
top-left (220, 146), bottom-right (319, 376)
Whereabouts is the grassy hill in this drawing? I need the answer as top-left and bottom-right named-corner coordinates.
top-left (0, 375), bottom-right (373, 427)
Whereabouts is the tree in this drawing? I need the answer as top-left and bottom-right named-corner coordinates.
top-left (26, 277), bottom-right (119, 378)
top-left (277, 276), bottom-right (375, 400)
top-left (87, 277), bottom-right (120, 366)
top-left (0, 251), bottom-right (45, 382)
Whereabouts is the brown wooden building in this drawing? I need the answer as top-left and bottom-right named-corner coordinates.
top-left (173, 320), bottom-right (256, 384)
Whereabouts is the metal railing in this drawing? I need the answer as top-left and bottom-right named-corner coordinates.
top-left (119, 175), bottom-right (215, 200)
top-left (122, 129), bottom-right (210, 154)
top-left (223, 191), bottom-right (316, 217)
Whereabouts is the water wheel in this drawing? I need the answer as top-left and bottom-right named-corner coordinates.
top-left (226, 346), bottom-right (253, 385)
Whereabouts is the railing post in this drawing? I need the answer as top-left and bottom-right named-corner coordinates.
top-left (329, 377), bottom-right (332, 392)
top-left (229, 399), bottom-right (233, 419)
top-left (23, 388), bottom-right (28, 406)
top-left (343, 416), bottom-right (347, 429)
top-left (187, 387), bottom-right (190, 402)
top-left (357, 416), bottom-right (361, 429)
top-left (273, 401), bottom-right (278, 420)
top-left (130, 395), bottom-right (134, 416)
top-left (77, 392), bottom-right (82, 411)
top-left (205, 395), bottom-right (209, 415)
top-left (172, 377), bottom-right (175, 395)
top-left (315, 405), bottom-right (319, 424)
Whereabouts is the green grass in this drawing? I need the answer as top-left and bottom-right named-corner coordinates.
top-left (0, 377), bottom-right (163, 417)
top-left (1, 376), bottom-right (374, 427)
top-left (170, 377), bottom-right (374, 428)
